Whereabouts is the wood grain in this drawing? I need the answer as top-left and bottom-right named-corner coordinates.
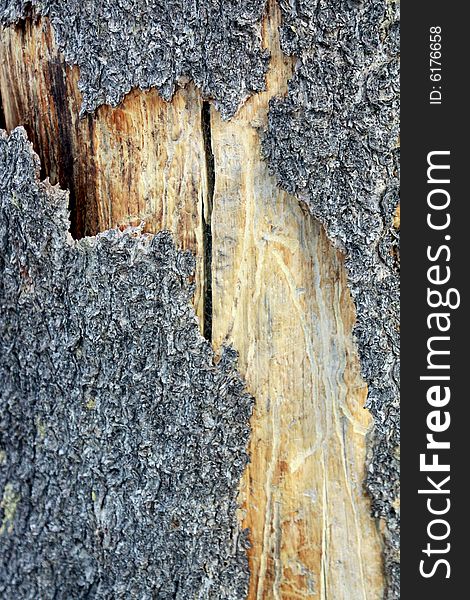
top-left (0, 19), bottom-right (208, 327)
top-left (209, 2), bottom-right (385, 598)
top-left (0, 3), bottom-right (385, 597)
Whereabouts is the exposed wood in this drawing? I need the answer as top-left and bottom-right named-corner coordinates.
top-left (210, 2), bottom-right (384, 598)
top-left (0, 2), bottom-right (385, 597)
top-left (394, 204), bottom-right (401, 229)
top-left (0, 129), bottom-right (253, 599)
top-left (0, 19), bottom-right (208, 328)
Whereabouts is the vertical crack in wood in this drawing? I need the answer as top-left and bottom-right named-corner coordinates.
top-left (47, 58), bottom-right (83, 239)
top-left (201, 100), bottom-right (214, 342)
top-left (0, 126), bottom-right (254, 599)
top-left (0, 89), bottom-right (5, 131)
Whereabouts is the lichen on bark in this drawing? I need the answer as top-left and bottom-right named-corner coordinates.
top-left (0, 128), bottom-right (253, 599)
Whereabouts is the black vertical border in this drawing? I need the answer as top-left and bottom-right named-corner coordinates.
top-left (401, 3), bottom-right (466, 597)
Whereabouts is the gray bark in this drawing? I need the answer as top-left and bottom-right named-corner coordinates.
top-left (1, 1), bottom-right (400, 597)
top-left (0, 0), bottom-right (269, 119)
top-left (0, 129), bottom-right (252, 599)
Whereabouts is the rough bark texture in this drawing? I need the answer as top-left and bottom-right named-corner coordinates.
top-left (0, 0), bottom-right (269, 119)
top-left (262, 3), bottom-right (400, 595)
top-left (0, 1), bottom-right (400, 597)
top-left (0, 128), bottom-right (253, 599)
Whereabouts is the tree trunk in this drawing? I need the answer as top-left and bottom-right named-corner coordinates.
top-left (0, 1), bottom-right (399, 598)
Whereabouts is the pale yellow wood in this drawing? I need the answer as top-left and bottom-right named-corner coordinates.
top-left (209, 2), bottom-right (385, 598)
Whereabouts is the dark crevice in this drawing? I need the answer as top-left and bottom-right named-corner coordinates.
top-left (16, 9), bottom-right (33, 32)
top-left (0, 17), bottom-right (93, 240)
top-left (47, 59), bottom-right (84, 240)
top-left (201, 101), bottom-right (214, 343)
top-left (0, 89), bottom-right (6, 131)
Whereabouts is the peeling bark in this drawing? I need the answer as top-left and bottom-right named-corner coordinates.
top-left (262, 3), bottom-right (400, 596)
top-left (0, 128), bottom-right (253, 599)
top-left (0, 1), bottom-right (400, 597)
top-left (0, 0), bottom-right (269, 119)
top-left (0, 18), bottom-right (210, 327)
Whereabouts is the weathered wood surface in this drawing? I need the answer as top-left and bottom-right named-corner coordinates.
top-left (210, 3), bottom-right (384, 598)
top-left (0, 19), bottom-right (208, 328)
top-left (0, 2), bottom-right (385, 597)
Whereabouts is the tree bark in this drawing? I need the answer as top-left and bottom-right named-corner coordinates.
top-left (0, 1), bottom-right (399, 598)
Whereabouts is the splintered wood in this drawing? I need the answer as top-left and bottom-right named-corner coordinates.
top-left (0, 19), bottom-right (208, 327)
top-left (0, 1), bottom-right (385, 597)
